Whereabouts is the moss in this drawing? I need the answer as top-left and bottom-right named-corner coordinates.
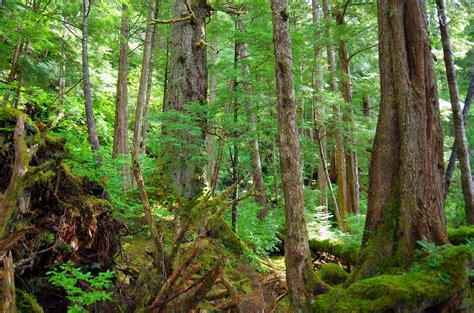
top-left (18, 290), bottom-right (44, 313)
top-left (312, 245), bottom-right (472, 312)
top-left (448, 226), bottom-right (474, 245)
top-left (319, 263), bottom-right (349, 286)
top-left (206, 215), bottom-right (245, 255)
top-left (309, 238), bottom-right (359, 264)
top-left (0, 108), bottom-right (39, 133)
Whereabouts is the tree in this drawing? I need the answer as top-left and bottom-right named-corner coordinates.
top-left (271, 0), bottom-right (319, 309)
top-left (82, 0), bottom-right (102, 166)
top-left (113, 3), bottom-right (132, 188)
top-left (436, 0), bottom-right (474, 224)
top-left (161, 0), bottom-right (211, 199)
top-left (352, 0), bottom-right (449, 281)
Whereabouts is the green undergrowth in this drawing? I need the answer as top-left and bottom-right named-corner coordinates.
top-left (448, 225), bottom-right (474, 245)
top-left (311, 245), bottom-right (472, 312)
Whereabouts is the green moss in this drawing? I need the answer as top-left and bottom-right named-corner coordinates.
top-left (319, 263), bottom-right (349, 286)
top-left (448, 226), bottom-right (474, 245)
top-left (18, 290), bottom-right (44, 313)
top-left (312, 245), bottom-right (472, 312)
top-left (206, 215), bottom-right (245, 255)
top-left (309, 239), bottom-right (359, 264)
top-left (0, 108), bottom-right (39, 133)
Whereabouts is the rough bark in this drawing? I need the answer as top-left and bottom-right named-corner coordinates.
top-left (311, 0), bottom-right (328, 212)
top-left (113, 3), bottom-right (132, 189)
top-left (271, 0), bottom-right (318, 310)
top-left (445, 76), bottom-right (474, 198)
top-left (82, 0), bottom-right (102, 166)
top-left (236, 15), bottom-right (267, 217)
top-left (162, 0), bottom-right (210, 199)
top-left (436, 0), bottom-right (474, 224)
top-left (2, 252), bottom-right (16, 313)
top-left (322, 0), bottom-right (347, 228)
top-left (336, 9), bottom-right (359, 215)
top-left (353, 0), bottom-right (449, 281)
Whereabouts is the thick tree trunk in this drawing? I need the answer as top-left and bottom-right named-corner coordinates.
top-left (162, 0), bottom-right (210, 199)
top-left (445, 76), bottom-right (474, 198)
top-left (353, 0), bottom-right (449, 281)
top-left (436, 0), bottom-right (474, 224)
top-left (271, 0), bottom-right (317, 310)
top-left (236, 15), bottom-right (267, 217)
top-left (113, 3), bottom-right (132, 189)
top-left (322, 0), bottom-right (347, 228)
top-left (82, 0), bottom-right (102, 166)
top-left (336, 10), bottom-right (360, 215)
top-left (311, 0), bottom-right (328, 212)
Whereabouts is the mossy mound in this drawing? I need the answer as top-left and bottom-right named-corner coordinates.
top-left (448, 226), bottom-right (474, 245)
top-left (309, 238), bottom-right (359, 265)
top-left (311, 245), bottom-right (472, 312)
top-left (319, 263), bottom-right (349, 286)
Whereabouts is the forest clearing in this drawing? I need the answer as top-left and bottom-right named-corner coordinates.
top-left (0, 0), bottom-right (474, 312)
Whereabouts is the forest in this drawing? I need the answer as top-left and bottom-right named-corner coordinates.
top-left (0, 0), bottom-right (473, 312)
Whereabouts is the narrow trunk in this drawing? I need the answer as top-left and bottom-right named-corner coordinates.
top-left (353, 0), bottom-right (448, 281)
top-left (445, 76), bottom-right (474, 198)
top-left (82, 0), bottom-right (102, 166)
top-left (236, 15), bottom-right (267, 216)
top-left (2, 40), bottom-right (23, 107)
top-left (311, 0), bottom-right (328, 212)
top-left (322, 0), bottom-right (347, 227)
top-left (272, 137), bottom-right (279, 205)
top-left (162, 0), bottom-right (210, 199)
top-left (362, 94), bottom-right (371, 117)
top-left (336, 10), bottom-right (359, 215)
top-left (271, 0), bottom-right (320, 309)
top-left (133, 3), bottom-right (155, 157)
top-left (113, 3), bottom-right (132, 189)
top-left (436, 0), bottom-right (474, 224)
top-left (207, 34), bottom-right (218, 186)
top-left (141, 2), bottom-right (161, 156)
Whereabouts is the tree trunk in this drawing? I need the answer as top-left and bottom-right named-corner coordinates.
top-left (336, 9), bottom-right (359, 215)
top-left (113, 3), bottom-right (132, 189)
top-left (206, 34), bottom-right (217, 186)
top-left (436, 0), bottom-right (474, 224)
top-left (82, 0), bottom-right (102, 166)
top-left (162, 0), bottom-right (210, 199)
top-left (271, 0), bottom-right (317, 310)
top-left (2, 40), bottom-right (23, 108)
top-left (235, 15), bottom-right (267, 217)
top-left (2, 252), bottom-right (16, 313)
top-left (133, 2), bottom-right (155, 158)
top-left (445, 76), bottom-right (474, 199)
top-left (322, 0), bottom-right (347, 228)
top-left (362, 94), bottom-right (371, 117)
top-left (311, 0), bottom-right (328, 212)
top-left (353, 0), bottom-right (449, 281)
top-left (141, 2), bottom-right (161, 156)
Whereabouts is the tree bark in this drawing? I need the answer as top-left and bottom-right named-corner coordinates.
top-left (162, 0), bottom-right (210, 199)
top-left (436, 0), bottom-right (474, 224)
top-left (271, 0), bottom-right (316, 310)
top-left (2, 40), bottom-right (23, 108)
top-left (322, 0), bottom-right (347, 228)
top-left (445, 76), bottom-right (474, 199)
top-left (336, 9), bottom-right (359, 215)
top-left (206, 34), bottom-right (217, 186)
top-left (82, 0), bottom-right (102, 166)
top-left (235, 15), bottom-right (267, 217)
top-left (353, 0), bottom-right (449, 281)
top-left (2, 252), bottom-right (16, 313)
top-left (311, 0), bottom-right (328, 212)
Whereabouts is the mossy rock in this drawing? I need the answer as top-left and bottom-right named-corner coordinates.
top-left (448, 226), bottom-right (474, 245)
top-left (319, 263), bottom-right (349, 286)
top-left (312, 245), bottom-right (472, 312)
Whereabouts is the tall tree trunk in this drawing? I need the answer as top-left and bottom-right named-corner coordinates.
top-left (133, 2), bottom-right (155, 158)
top-left (322, 0), bottom-right (347, 228)
top-left (436, 0), bottom-right (474, 224)
top-left (272, 136), bottom-right (279, 205)
top-left (311, 0), bottom-right (328, 212)
top-left (445, 76), bottom-right (474, 199)
top-left (207, 34), bottom-right (217, 186)
top-left (352, 0), bottom-right (449, 281)
top-left (362, 94), bottom-right (371, 117)
top-left (236, 15), bottom-right (267, 217)
top-left (336, 9), bottom-right (359, 215)
top-left (271, 0), bottom-right (318, 310)
top-left (162, 0), bottom-right (210, 200)
top-left (141, 1), bottom-right (161, 156)
top-left (82, 0), bottom-right (102, 166)
top-left (113, 3), bottom-right (132, 189)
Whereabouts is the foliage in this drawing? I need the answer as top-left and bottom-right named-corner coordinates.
top-left (47, 261), bottom-right (114, 313)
